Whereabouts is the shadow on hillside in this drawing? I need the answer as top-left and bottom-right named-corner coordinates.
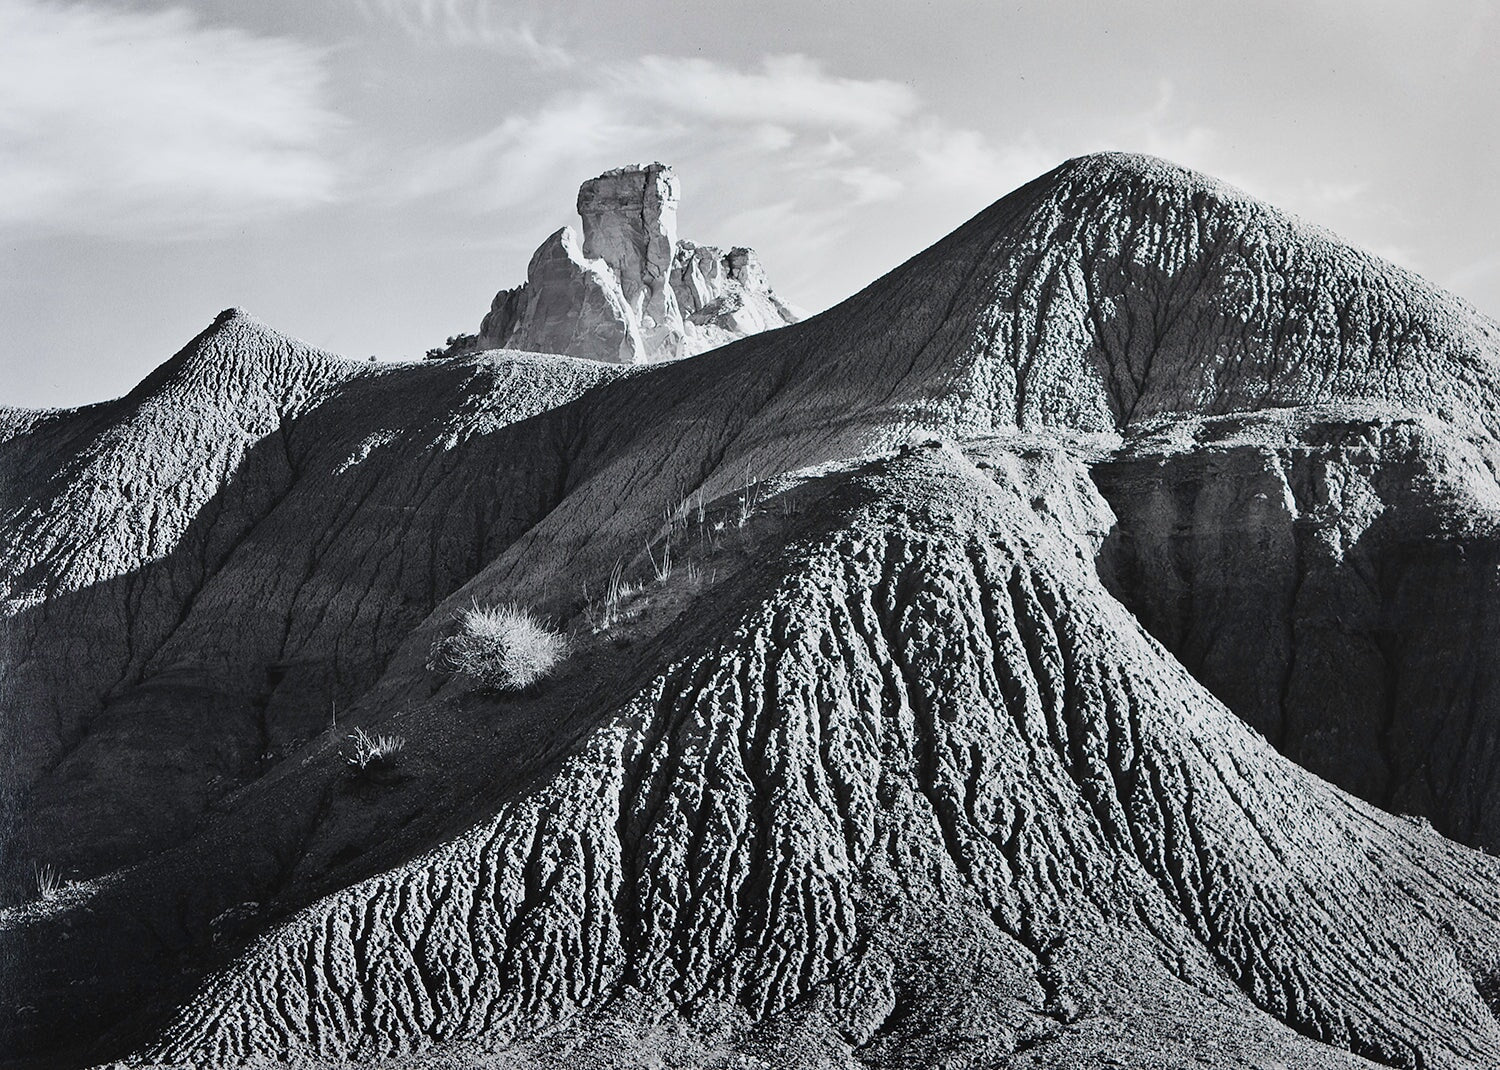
top-left (0, 356), bottom-right (617, 1065)
top-left (0, 314), bottom-right (915, 1066)
top-left (1092, 438), bottom-right (1500, 858)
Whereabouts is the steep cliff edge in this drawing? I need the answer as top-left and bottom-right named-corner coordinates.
top-left (1095, 405), bottom-right (1500, 852)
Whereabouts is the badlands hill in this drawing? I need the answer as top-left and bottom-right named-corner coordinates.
top-left (5, 152), bottom-right (1500, 1068)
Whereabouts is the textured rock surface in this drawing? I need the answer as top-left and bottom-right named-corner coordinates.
top-left (1095, 404), bottom-right (1500, 853)
top-left (577, 163), bottom-right (682, 358)
top-left (0, 309), bottom-right (621, 878)
top-left (475, 164), bottom-right (799, 362)
top-left (673, 241), bottom-right (801, 354)
top-left (142, 449), bottom-right (1500, 1069)
top-left (6, 153), bottom-right (1500, 1068)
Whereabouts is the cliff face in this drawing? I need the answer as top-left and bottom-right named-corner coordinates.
top-left (475, 163), bottom-right (800, 363)
top-left (484, 227), bottom-right (643, 364)
top-left (7, 153), bottom-right (1500, 1069)
top-left (1095, 405), bottom-right (1500, 852)
top-left (577, 163), bottom-right (682, 357)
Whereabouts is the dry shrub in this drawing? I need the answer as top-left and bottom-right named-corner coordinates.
top-left (429, 603), bottom-right (570, 693)
top-left (344, 727), bottom-right (406, 771)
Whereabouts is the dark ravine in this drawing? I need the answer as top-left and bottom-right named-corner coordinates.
top-left (4, 152), bottom-right (1500, 1067)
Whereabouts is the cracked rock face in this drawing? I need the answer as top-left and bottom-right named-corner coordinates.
top-left (577, 162), bottom-right (682, 358)
top-left (476, 163), bottom-right (800, 362)
top-left (7, 153), bottom-right (1500, 1069)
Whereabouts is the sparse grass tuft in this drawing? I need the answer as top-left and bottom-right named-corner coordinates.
top-left (344, 727), bottom-right (406, 771)
top-left (583, 562), bottom-right (634, 633)
top-left (429, 603), bottom-right (571, 692)
top-left (736, 461), bottom-right (759, 528)
top-left (32, 861), bottom-right (62, 901)
top-left (646, 536), bottom-right (672, 583)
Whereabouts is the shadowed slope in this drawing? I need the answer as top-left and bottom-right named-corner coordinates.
top-left (1, 311), bottom-right (622, 875)
top-left (1095, 405), bottom-right (1500, 853)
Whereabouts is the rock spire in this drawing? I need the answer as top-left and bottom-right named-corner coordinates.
top-left (474, 163), bottom-right (800, 363)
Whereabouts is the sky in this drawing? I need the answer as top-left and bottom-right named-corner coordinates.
top-left (2, 0), bottom-right (1497, 409)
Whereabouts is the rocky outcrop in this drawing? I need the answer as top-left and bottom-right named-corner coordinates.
top-left (483, 227), bottom-right (643, 364)
top-left (577, 163), bottom-right (681, 357)
top-left (673, 241), bottom-right (800, 353)
top-left (474, 163), bottom-right (799, 363)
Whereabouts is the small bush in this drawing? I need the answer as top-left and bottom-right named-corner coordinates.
top-left (424, 332), bottom-right (478, 360)
top-left (645, 536), bottom-right (672, 582)
top-left (429, 603), bottom-right (570, 692)
top-left (344, 727), bottom-right (406, 771)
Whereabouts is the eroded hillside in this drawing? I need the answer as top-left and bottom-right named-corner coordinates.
top-left (5, 152), bottom-right (1500, 1068)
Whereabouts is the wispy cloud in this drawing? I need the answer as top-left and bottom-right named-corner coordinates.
top-left (396, 54), bottom-right (1011, 245)
top-left (399, 53), bottom-right (1441, 315)
top-left (403, 96), bottom-right (673, 209)
top-left (354, 0), bottom-right (572, 67)
top-left (0, 0), bottom-right (341, 239)
top-left (906, 121), bottom-right (1060, 199)
top-left (603, 54), bottom-right (917, 132)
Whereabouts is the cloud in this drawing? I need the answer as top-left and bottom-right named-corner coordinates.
top-left (402, 96), bottom-right (674, 209)
top-left (835, 166), bottom-right (904, 206)
top-left (908, 122), bottom-right (1059, 199)
top-left (603, 54), bottom-right (918, 133)
top-left (354, 0), bottom-right (572, 67)
top-left (0, 0), bottom-right (341, 239)
top-left (397, 54), bottom-right (996, 239)
top-left (412, 55), bottom-right (1433, 315)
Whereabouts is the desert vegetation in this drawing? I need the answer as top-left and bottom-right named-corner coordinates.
top-left (428, 603), bottom-right (571, 692)
top-left (31, 862), bottom-right (63, 901)
top-left (423, 333), bottom-right (478, 360)
top-left (342, 727), bottom-right (406, 772)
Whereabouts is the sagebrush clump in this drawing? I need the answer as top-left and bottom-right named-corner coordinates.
top-left (429, 603), bottom-right (571, 692)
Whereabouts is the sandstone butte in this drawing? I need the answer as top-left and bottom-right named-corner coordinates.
top-left (5, 152), bottom-right (1500, 1069)
top-left (456, 162), bottom-right (801, 364)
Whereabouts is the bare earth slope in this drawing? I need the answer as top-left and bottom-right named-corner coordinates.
top-left (141, 447), bottom-right (1500, 1070)
top-left (5, 153), bottom-right (1500, 1068)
